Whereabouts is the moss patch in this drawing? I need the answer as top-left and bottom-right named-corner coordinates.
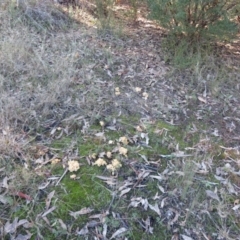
top-left (7, 116), bottom-right (232, 239)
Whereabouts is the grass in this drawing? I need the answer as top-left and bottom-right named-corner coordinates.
top-left (1, 0), bottom-right (240, 239)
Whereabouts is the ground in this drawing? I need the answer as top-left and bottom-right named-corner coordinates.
top-left (0, 0), bottom-right (240, 239)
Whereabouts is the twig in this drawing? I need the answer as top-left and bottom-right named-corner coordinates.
top-left (55, 168), bottom-right (68, 186)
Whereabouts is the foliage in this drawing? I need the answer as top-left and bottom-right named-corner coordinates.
top-left (95, 0), bottom-right (114, 20)
top-left (147, 0), bottom-right (239, 41)
top-left (95, 0), bottom-right (123, 34)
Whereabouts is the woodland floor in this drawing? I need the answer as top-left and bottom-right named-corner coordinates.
top-left (0, 1), bottom-right (240, 240)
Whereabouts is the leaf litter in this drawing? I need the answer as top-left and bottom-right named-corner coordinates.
top-left (1, 1), bottom-right (240, 239)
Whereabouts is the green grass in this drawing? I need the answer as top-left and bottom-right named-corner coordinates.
top-left (2, 109), bottom-right (239, 239)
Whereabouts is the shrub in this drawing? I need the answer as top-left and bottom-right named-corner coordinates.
top-left (147, 0), bottom-right (239, 42)
top-left (95, 0), bottom-right (115, 30)
top-left (95, 0), bottom-right (114, 19)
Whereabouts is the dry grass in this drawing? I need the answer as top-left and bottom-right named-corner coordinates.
top-left (0, 1), bottom-right (93, 157)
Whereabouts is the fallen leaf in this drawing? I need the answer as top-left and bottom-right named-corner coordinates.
top-left (50, 127), bottom-right (57, 135)
top-left (58, 219), bottom-right (67, 230)
top-left (42, 206), bottom-right (56, 217)
top-left (102, 223), bottom-right (108, 238)
top-left (4, 218), bottom-right (29, 234)
top-left (175, 171), bottom-right (185, 176)
top-left (2, 176), bottom-right (9, 188)
top-left (158, 184), bottom-right (165, 193)
top-left (140, 133), bottom-right (149, 145)
top-left (77, 225), bottom-right (89, 235)
top-left (2, 129), bottom-right (7, 135)
top-left (226, 181), bottom-right (237, 195)
top-left (142, 216), bottom-right (153, 233)
top-left (198, 96), bottom-right (207, 103)
top-left (110, 227), bottom-right (127, 239)
top-left (232, 204), bottom-right (240, 211)
top-left (118, 181), bottom-right (133, 191)
top-left (15, 233), bottom-right (32, 240)
top-left (168, 208), bottom-right (180, 225)
top-left (149, 203), bottom-right (161, 216)
top-left (89, 212), bottom-right (108, 222)
top-left (119, 187), bottom-right (131, 197)
top-left (4, 219), bottom-right (17, 234)
top-left (87, 220), bottom-right (101, 228)
top-left (128, 201), bottom-right (140, 208)
top-left (99, 151), bottom-right (106, 158)
top-left (69, 207), bottom-right (93, 219)
top-left (141, 198), bottom-right (149, 210)
top-left (38, 181), bottom-right (50, 190)
top-left (95, 132), bottom-right (105, 138)
top-left (45, 190), bottom-right (55, 210)
top-left (15, 192), bottom-right (32, 201)
top-left (206, 190), bottom-right (220, 202)
top-left (107, 70), bottom-right (113, 78)
top-left (181, 235), bottom-right (194, 240)
top-left (128, 197), bottom-right (143, 208)
top-left (137, 170), bottom-right (151, 180)
top-left (150, 174), bottom-right (164, 181)
top-left (139, 154), bottom-right (149, 164)
top-left (160, 198), bottom-right (167, 208)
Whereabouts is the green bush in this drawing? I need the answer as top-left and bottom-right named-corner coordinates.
top-left (147, 0), bottom-right (239, 41)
